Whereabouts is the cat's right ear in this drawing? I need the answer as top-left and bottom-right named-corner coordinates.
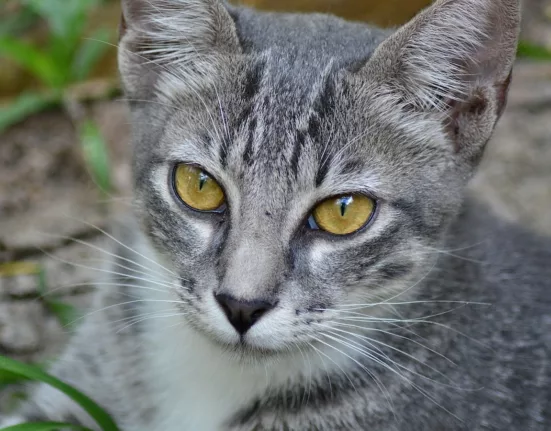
top-left (361, 0), bottom-right (520, 166)
top-left (118, 0), bottom-right (241, 98)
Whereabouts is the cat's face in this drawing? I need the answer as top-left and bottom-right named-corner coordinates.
top-left (119, 0), bottom-right (518, 357)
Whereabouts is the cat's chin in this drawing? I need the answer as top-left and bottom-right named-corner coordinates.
top-left (215, 333), bottom-right (286, 361)
top-left (221, 340), bottom-right (283, 363)
top-left (183, 318), bottom-right (284, 361)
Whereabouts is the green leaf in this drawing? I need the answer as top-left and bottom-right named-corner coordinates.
top-left (517, 41), bottom-right (551, 61)
top-left (22, 0), bottom-right (98, 40)
top-left (36, 267), bottom-right (80, 328)
top-left (0, 38), bottom-right (60, 87)
top-left (0, 369), bottom-right (29, 388)
top-left (46, 300), bottom-right (80, 329)
top-left (71, 29), bottom-right (111, 82)
top-left (79, 120), bottom-right (112, 194)
top-left (0, 93), bottom-right (60, 133)
top-left (0, 422), bottom-right (92, 431)
top-left (0, 7), bottom-right (37, 37)
top-left (0, 356), bottom-right (120, 431)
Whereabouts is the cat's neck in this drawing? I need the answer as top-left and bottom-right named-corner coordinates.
top-left (140, 286), bottom-right (329, 430)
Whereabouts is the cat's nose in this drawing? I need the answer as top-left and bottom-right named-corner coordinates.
top-left (214, 293), bottom-right (275, 335)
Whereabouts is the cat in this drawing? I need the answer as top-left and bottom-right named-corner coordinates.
top-left (2, 0), bottom-right (550, 430)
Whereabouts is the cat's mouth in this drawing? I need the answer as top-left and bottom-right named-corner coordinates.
top-left (185, 314), bottom-right (286, 359)
top-left (206, 331), bottom-right (285, 362)
top-left (226, 339), bottom-right (282, 358)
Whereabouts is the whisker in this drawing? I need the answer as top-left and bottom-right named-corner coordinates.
top-left (335, 302), bottom-right (471, 325)
top-left (311, 334), bottom-right (395, 416)
top-left (35, 246), bottom-right (181, 292)
top-left (293, 342), bottom-right (313, 407)
top-left (307, 337), bottom-right (359, 396)
top-left (68, 298), bottom-right (187, 328)
top-left (319, 326), bottom-right (462, 388)
top-left (56, 216), bottom-right (178, 277)
top-left (42, 282), bottom-right (173, 300)
top-left (107, 307), bottom-right (185, 326)
top-left (329, 321), bottom-right (456, 366)
top-left (115, 312), bottom-right (189, 334)
top-left (307, 342), bottom-right (333, 399)
top-left (83, 257), bottom-right (178, 285)
top-left (319, 332), bottom-right (463, 422)
top-left (378, 260), bottom-right (439, 305)
top-left (336, 300), bottom-right (491, 310)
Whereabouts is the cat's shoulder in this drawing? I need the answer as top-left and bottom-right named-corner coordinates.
top-left (449, 196), bottom-right (551, 303)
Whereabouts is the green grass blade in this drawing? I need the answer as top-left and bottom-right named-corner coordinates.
top-left (0, 38), bottom-right (60, 88)
top-left (0, 356), bottom-right (120, 431)
top-left (517, 41), bottom-right (551, 61)
top-left (79, 120), bottom-right (112, 194)
top-left (0, 7), bottom-right (37, 37)
top-left (46, 300), bottom-right (80, 329)
top-left (36, 266), bottom-right (80, 328)
top-left (0, 422), bottom-right (92, 431)
top-left (23, 0), bottom-right (98, 40)
top-left (0, 369), bottom-right (29, 389)
top-left (0, 93), bottom-right (60, 133)
top-left (71, 29), bottom-right (111, 82)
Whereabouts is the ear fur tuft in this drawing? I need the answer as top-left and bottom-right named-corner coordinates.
top-left (118, 0), bottom-right (241, 97)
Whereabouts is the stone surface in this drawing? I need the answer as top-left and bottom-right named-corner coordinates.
top-left (0, 274), bottom-right (37, 298)
top-left (521, 0), bottom-right (551, 49)
top-left (0, 301), bottom-right (45, 354)
top-left (0, 101), bottom-right (131, 259)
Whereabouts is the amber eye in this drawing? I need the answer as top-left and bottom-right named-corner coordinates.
top-left (311, 194), bottom-right (375, 235)
top-left (173, 164), bottom-right (225, 211)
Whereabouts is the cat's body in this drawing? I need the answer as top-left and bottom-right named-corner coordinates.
top-left (12, 199), bottom-right (551, 431)
top-left (3, 0), bottom-right (551, 430)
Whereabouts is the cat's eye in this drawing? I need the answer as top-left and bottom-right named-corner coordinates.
top-left (309, 194), bottom-right (375, 235)
top-left (173, 164), bottom-right (225, 212)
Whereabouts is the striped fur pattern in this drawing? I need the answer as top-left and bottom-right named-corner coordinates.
top-left (4, 0), bottom-right (551, 430)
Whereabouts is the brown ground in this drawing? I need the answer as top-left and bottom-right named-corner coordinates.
top-left (0, 1), bottom-right (551, 411)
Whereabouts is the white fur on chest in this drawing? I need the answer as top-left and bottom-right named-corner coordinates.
top-left (142, 304), bottom-right (309, 431)
top-left (129, 243), bottom-right (347, 431)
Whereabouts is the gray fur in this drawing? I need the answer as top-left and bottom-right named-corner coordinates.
top-left (4, 0), bottom-right (551, 430)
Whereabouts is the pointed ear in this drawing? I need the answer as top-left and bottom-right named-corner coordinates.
top-left (364, 0), bottom-right (520, 163)
top-left (118, 0), bottom-right (241, 98)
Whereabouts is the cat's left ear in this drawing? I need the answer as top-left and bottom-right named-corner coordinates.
top-left (118, 0), bottom-right (241, 98)
top-left (363, 0), bottom-right (520, 163)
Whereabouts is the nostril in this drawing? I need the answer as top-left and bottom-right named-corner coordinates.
top-left (214, 293), bottom-right (276, 335)
top-left (250, 308), bottom-right (267, 323)
top-left (219, 301), bottom-right (232, 319)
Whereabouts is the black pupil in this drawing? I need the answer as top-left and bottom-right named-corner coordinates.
top-left (198, 172), bottom-right (209, 190)
top-left (337, 196), bottom-right (353, 217)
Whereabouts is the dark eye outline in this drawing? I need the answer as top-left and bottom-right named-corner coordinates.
top-left (305, 194), bottom-right (378, 236)
top-left (170, 163), bottom-right (227, 214)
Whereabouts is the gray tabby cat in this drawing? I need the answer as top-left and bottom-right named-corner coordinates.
top-left (3, 0), bottom-right (550, 429)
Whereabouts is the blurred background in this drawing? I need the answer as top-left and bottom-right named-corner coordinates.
top-left (0, 0), bottom-right (550, 412)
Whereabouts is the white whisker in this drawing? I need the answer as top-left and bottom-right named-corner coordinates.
top-left (57, 217), bottom-right (178, 277)
top-left (311, 334), bottom-right (395, 415)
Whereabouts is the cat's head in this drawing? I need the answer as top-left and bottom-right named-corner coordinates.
top-left (118, 0), bottom-right (519, 356)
